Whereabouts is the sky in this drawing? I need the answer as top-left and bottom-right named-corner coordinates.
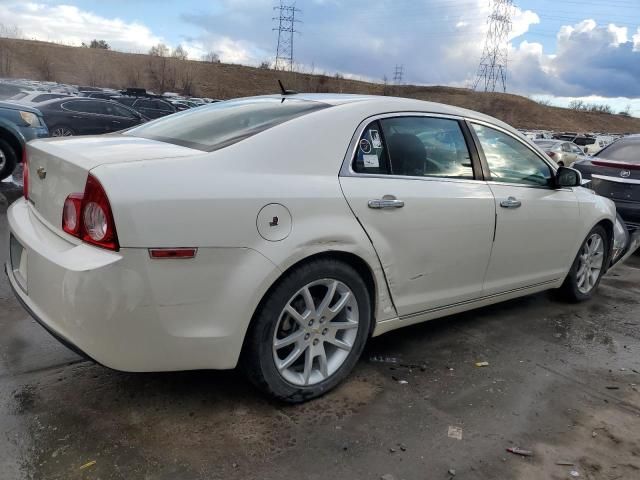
top-left (1, 0), bottom-right (639, 115)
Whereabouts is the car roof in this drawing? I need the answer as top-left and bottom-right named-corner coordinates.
top-left (241, 93), bottom-right (518, 131)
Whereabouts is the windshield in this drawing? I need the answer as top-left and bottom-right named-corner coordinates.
top-left (534, 141), bottom-right (558, 149)
top-left (595, 137), bottom-right (640, 163)
top-left (125, 97), bottom-right (329, 151)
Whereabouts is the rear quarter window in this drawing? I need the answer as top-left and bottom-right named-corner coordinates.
top-left (125, 98), bottom-right (330, 151)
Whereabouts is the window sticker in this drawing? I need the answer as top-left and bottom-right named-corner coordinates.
top-left (363, 154), bottom-right (379, 168)
top-left (359, 138), bottom-right (372, 154)
top-left (370, 130), bottom-right (382, 149)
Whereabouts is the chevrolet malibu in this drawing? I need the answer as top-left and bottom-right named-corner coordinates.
top-left (6, 94), bottom-right (640, 402)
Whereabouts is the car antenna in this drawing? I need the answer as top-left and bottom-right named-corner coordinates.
top-left (278, 79), bottom-right (298, 96)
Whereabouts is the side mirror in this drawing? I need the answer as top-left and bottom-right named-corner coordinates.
top-left (555, 166), bottom-right (582, 188)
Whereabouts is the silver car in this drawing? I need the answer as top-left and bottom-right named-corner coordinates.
top-left (534, 139), bottom-right (587, 166)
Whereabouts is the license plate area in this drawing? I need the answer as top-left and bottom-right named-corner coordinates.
top-left (9, 234), bottom-right (27, 293)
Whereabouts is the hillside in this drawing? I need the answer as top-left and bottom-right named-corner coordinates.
top-left (2, 37), bottom-right (640, 133)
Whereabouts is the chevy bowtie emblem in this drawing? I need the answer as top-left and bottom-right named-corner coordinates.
top-left (37, 167), bottom-right (46, 179)
top-left (620, 170), bottom-right (631, 178)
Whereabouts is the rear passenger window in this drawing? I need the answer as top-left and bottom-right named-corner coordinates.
top-left (379, 117), bottom-right (474, 179)
top-left (352, 121), bottom-right (390, 174)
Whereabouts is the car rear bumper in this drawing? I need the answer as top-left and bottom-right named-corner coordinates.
top-left (6, 198), bottom-right (280, 372)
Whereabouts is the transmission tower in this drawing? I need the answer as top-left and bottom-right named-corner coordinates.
top-left (473, 0), bottom-right (513, 93)
top-left (273, 1), bottom-right (301, 71)
top-left (393, 64), bottom-right (404, 84)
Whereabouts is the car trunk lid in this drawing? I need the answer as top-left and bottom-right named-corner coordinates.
top-left (26, 135), bottom-right (197, 230)
top-left (589, 158), bottom-right (640, 203)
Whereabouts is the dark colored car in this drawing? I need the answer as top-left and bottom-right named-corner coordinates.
top-left (37, 98), bottom-right (146, 137)
top-left (113, 95), bottom-right (177, 119)
top-left (0, 101), bottom-right (49, 180)
top-left (573, 135), bottom-right (640, 225)
top-left (79, 91), bottom-right (119, 100)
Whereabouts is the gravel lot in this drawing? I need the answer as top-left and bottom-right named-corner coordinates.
top-left (1, 180), bottom-right (640, 480)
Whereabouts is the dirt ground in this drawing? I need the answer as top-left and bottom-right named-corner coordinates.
top-left (1, 182), bottom-right (640, 480)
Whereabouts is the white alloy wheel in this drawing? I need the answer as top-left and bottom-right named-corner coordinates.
top-left (576, 233), bottom-right (605, 294)
top-left (272, 279), bottom-right (359, 386)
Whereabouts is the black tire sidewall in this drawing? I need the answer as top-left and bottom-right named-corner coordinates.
top-left (562, 225), bottom-right (609, 302)
top-left (0, 138), bottom-right (18, 181)
top-left (244, 259), bottom-right (372, 403)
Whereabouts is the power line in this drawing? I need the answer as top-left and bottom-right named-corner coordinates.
top-left (473, 0), bottom-right (514, 93)
top-left (273, 1), bottom-right (301, 71)
top-left (393, 64), bottom-right (404, 84)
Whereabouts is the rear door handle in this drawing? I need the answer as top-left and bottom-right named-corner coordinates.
top-left (368, 198), bottom-right (405, 209)
top-left (500, 196), bottom-right (522, 209)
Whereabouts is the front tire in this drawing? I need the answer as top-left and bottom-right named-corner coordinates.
top-left (0, 138), bottom-right (18, 181)
top-left (242, 259), bottom-right (372, 403)
top-left (559, 225), bottom-right (608, 302)
top-left (50, 125), bottom-right (75, 137)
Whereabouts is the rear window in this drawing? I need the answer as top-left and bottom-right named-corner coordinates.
top-left (534, 141), bottom-right (557, 149)
top-left (125, 98), bottom-right (330, 151)
top-left (595, 138), bottom-right (640, 163)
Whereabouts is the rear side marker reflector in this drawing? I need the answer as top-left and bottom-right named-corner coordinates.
top-left (149, 248), bottom-right (197, 259)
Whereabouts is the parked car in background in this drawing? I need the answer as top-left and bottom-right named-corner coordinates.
top-left (0, 101), bottom-right (48, 180)
top-left (78, 91), bottom-right (119, 100)
top-left (170, 99), bottom-right (199, 110)
top-left (572, 135), bottom-right (640, 225)
top-left (113, 95), bottom-right (177, 119)
top-left (533, 139), bottom-right (587, 166)
top-left (36, 98), bottom-right (145, 137)
top-left (0, 83), bottom-right (28, 100)
top-left (8, 92), bottom-right (71, 104)
top-left (6, 94), bottom-right (639, 403)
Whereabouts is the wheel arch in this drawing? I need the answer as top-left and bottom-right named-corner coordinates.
top-left (0, 126), bottom-right (24, 161)
top-left (241, 249), bottom-right (379, 359)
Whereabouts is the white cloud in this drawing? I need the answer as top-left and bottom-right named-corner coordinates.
top-left (0, 2), bottom-right (164, 53)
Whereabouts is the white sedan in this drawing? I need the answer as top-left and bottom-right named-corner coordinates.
top-left (6, 94), bottom-right (640, 402)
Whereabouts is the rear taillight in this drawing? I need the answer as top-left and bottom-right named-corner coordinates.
top-left (547, 151), bottom-right (556, 159)
top-left (22, 148), bottom-right (29, 200)
top-left (62, 174), bottom-right (119, 251)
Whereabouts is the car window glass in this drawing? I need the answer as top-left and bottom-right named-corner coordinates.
top-left (117, 97), bottom-right (136, 106)
top-left (571, 145), bottom-right (583, 155)
top-left (153, 100), bottom-right (172, 112)
top-left (596, 138), bottom-right (640, 163)
top-left (352, 121), bottom-right (390, 174)
top-left (562, 143), bottom-right (572, 152)
top-left (379, 117), bottom-right (473, 179)
top-left (104, 102), bottom-right (137, 118)
top-left (137, 99), bottom-right (155, 108)
top-left (472, 123), bottom-right (552, 187)
top-left (126, 98), bottom-right (330, 151)
top-left (63, 100), bottom-right (104, 114)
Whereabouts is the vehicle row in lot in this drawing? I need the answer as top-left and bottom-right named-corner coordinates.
top-left (6, 94), bottom-right (640, 403)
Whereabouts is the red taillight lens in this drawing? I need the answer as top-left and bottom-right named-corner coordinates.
top-left (592, 160), bottom-right (640, 170)
top-left (62, 174), bottom-right (119, 251)
top-left (547, 151), bottom-right (556, 158)
top-left (22, 148), bottom-right (29, 200)
top-left (62, 193), bottom-right (83, 235)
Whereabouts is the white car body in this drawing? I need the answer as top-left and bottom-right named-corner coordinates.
top-left (5, 94), bottom-right (634, 377)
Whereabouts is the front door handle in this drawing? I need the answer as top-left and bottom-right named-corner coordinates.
top-left (500, 196), bottom-right (522, 209)
top-left (368, 198), bottom-right (405, 209)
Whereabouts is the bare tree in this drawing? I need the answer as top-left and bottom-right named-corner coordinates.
top-left (172, 45), bottom-right (188, 61)
top-left (35, 49), bottom-right (55, 81)
top-left (179, 63), bottom-right (197, 96)
top-left (147, 43), bottom-right (173, 93)
top-left (201, 51), bottom-right (220, 63)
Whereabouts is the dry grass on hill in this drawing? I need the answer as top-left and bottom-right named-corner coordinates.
top-left (2, 37), bottom-right (639, 133)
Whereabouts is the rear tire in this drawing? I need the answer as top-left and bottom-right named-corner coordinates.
top-left (242, 259), bottom-right (371, 403)
top-left (0, 138), bottom-right (18, 181)
top-left (559, 225), bottom-right (608, 302)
